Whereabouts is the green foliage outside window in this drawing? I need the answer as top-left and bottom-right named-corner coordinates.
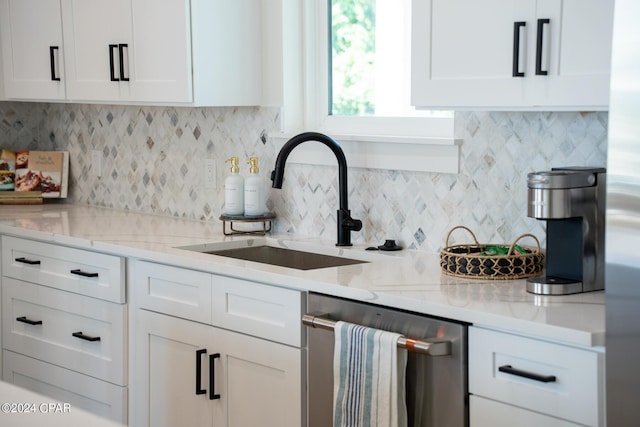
top-left (331, 0), bottom-right (375, 116)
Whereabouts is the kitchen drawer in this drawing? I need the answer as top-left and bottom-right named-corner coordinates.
top-left (1, 235), bottom-right (125, 303)
top-left (212, 274), bottom-right (304, 347)
top-left (470, 395), bottom-right (582, 427)
top-left (2, 278), bottom-right (127, 385)
top-left (133, 260), bottom-right (212, 324)
top-left (469, 326), bottom-right (603, 427)
top-left (3, 350), bottom-right (127, 424)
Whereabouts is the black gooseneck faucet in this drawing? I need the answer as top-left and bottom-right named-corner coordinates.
top-left (270, 132), bottom-right (363, 246)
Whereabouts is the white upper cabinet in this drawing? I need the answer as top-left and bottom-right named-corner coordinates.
top-left (61, 0), bottom-right (133, 102)
top-left (0, 0), bottom-right (66, 100)
top-left (0, 23), bottom-right (5, 100)
top-left (127, 0), bottom-right (192, 104)
top-left (0, 0), bottom-right (261, 106)
top-left (411, 0), bottom-right (614, 110)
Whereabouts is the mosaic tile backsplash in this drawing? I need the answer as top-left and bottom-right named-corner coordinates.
top-left (0, 102), bottom-right (607, 252)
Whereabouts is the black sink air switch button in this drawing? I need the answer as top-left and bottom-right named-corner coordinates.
top-left (378, 240), bottom-right (402, 251)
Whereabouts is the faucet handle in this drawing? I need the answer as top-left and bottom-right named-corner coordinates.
top-left (342, 216), bottom-right (362, 232)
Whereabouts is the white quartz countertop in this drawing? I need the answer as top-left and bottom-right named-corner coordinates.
top-left (0, 204), bottom-right (605, 348)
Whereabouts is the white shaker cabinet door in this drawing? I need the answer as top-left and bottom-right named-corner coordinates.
top-left (0, 0), bottom-right (66, 100)
top-left (530, 0), bottom-right (614, 108)
top-left (132, 309), bottom-right (303, 427)
top-left (412, 0), bottom-right (536, 108)
top-left (128, 0), bottom-right (193, 103)
top-left (411, 0), bottom-right (613, 109)
top-left (131, 310), bottom-right (215, 427)
top-left (61, 0), bottom-right (133, 102)
top-left (216, 325), bottom-right (302, 427)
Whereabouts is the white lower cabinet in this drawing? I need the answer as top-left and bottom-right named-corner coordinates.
top-left (0, 235), bottom-right (128, 424)
top-left (133, 310), bottom-right (302, 427)
top-left (3, 350), bottom-right (127, 421)
top-left (130, 260), bottom-right (305, 427)
top-left (469, 326), bottom-right (604, 427)
top-left (470, 395), bottom-right (582, 427)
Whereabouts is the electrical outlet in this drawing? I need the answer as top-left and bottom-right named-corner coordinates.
top-left (204, 158), bottom-right (217, 188)
top-left (92, 150), bottom-right (102, 177)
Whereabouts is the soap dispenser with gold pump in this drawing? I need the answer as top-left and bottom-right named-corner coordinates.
top-left (244, 157), bottom-right (264, 216)
top-left (224, 156), bottom-right (244, 215)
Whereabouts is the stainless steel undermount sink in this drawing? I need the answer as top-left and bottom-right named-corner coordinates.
top-left (176, 238), bottom-right (377, 270)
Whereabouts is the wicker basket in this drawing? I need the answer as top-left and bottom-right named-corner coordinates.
top-left (440, 226), bottom-right (544, 280)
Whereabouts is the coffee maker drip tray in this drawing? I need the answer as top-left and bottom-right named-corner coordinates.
top-left (526, 276), bottom-right (583, 295)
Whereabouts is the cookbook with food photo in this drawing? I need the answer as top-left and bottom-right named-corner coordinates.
top-left (15, 151), bottom-right (69, 198)
top-left (0, 149), bottom-right (16, 190)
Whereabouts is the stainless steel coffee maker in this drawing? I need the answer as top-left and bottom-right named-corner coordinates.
top-left (526, 167), bottom-right (606, 295)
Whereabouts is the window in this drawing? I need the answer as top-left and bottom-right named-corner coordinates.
top-left (275, 0), bottom-right (459, 173)
top-left (305, 0), bottom-right (454, 140)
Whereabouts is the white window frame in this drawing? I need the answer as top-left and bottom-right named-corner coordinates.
top-left (273, 0), bottom-right (460, 173)
top-left (305, 0), bottom-right (454, 138)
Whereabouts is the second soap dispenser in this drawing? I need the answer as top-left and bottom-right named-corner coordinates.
top-left (244, 157), bottom-right (264, 216)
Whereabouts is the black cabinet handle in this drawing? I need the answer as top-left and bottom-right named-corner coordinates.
top-left (118, 44), bottom-right (129, 81)
top-left (72, 331), bottom-right (101, 342)
top-left (15, 257), bottom-right (41, 265)
top-left (70, 269), bottom-right (98, 278)
top-left (196, 349), bottom-right (207, 395)
top-left (49, 46), bottom-right (60, 81)
top-left (16, 316), bottom-right (43, 326)
top-left (209, 353), bottom-right (220, 400)
top-left (536, 18), bottom-right (550, 75)
top-left (498, 364), bottom-right (556, 383)
top-left (512, 21), bottom-right (526, 77)
top-left (109, 44), bottom-right (119, 81)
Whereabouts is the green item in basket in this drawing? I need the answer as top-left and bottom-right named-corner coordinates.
top-left (482, 246), bottom-right (508, 256)
top-left (481, 244), bottom-right (529, 256)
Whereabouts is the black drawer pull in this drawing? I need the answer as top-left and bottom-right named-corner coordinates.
top-left (535, 18), bottom-right (550, 75)
top-left (109, 44), bottom-right (119, 81)
top-left (512, 21), bottom-right (526, 77)
top-left (499, 364), bottom-right (556, 383)
top-left (15, 257), bottom-right (41, 265)
top-left (196, 349), bottom-right (207, 395)
top-left (70, 269), bottom-right (99, 278)
top-left (16, 316), bottom-right (43, 326)
top-left (118, 43), bottom-right (129, 81)
top-left (72, 331), bottom-right (101, 342)
top-left (209, 353), bottom-right (221, 400)
top-left (49, 46), bottom-right (61, 81)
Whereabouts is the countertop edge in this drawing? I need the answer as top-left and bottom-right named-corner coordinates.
top-left (0, 206), bottom-right (605, 349)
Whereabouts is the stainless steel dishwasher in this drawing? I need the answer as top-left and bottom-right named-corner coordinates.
top-left (304, 292), bottom-right (468, 427)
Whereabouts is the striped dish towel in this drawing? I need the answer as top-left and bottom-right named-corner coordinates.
top-left (333, 321), bottom-right (408, 427)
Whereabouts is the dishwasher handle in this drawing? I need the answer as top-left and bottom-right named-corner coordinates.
top-left (302, 313), bottom-right (452, 357)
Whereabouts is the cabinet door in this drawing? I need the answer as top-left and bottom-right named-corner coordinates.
top-left (213, 326), bottom-right (303, 427)
top-left (411, 0), bottom-right (613, 109)
top-left (0, 0), bottom-right (66, 100)
top-left (412, 0), bottom-right (536, 108)
top-left (131, 310), bottom-right (215, 427)
top-left (531, 0), bottom-right (613, 107)
top-left (61, 0), bottom-right (133, 102)
top-left (132, 309), bottom-right (303, 427)
top-left (129, 0), bottom-right (193, 103)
